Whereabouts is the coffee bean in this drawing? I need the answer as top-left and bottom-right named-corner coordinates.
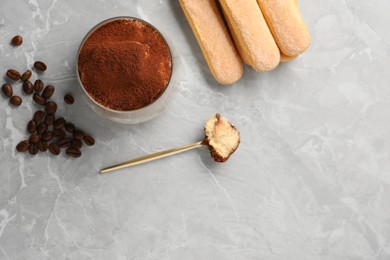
top-left (37, 142), bottom-right (44, 151)
top-left (42, 142), bottom-right (49, 151)
top-left (53, 129), bottom-right (66, 139)
top-left (34, 61), bottom-right (47, 72)
top-left (33, 93), bottom-right (45, 105)
top-left (48, 143), bottom-right (60, 155)
top-left (16, 140), bottom-right (29, 152)
top-left (29, 143), bottom-right (38, 155)
top-left (71, 139), bottom-right (83, 149)
top-left (22, 80), bottom-right (33, 95)
top-left (66, 147), bottom-right (81, 158)
top-left (83, 135), bottom-right (95, 146)
top-left (2, 83), bottom-right (13, 97)
top-left (29, 134), bottom-right (40, 143)
top-left (33, 110), bottom-right (45, 122)
top-left (6, 69), bottom-right (21, 80)
top-left (44, 114), bottom-right (55, 126)
top-left (57, 138), bottom-right (72, 148)
top-left (34, 79), bottom-right (44, 93)
top-left (27, 120), bottom-right (37, 133)
top-left (53, 129), bottom-right (66, 138)
top-left (21, 70), bottom-right (32, 81)
top-left (64, 94), bottom-right (74, 104)
top-left (37, 141), bottom-right (48, 152)
top-left (11, 35), bottom-right (23, 46)
top-left (45, 101), bottom-right (57, 114)
top-left (73, 130), bottom-right (85, 140)
top-left (41, 131), bottom-right (53, 142)
top-left (10, 96), bottom-right (22, 106)
top-left (42, 85), bottom-right (54, 99)
top-left (53, 117), bottom-right (66, 129)
top-left (37, 122), bottom-right (47, 135)
top-left (65, 123), bottom-right (75, 133)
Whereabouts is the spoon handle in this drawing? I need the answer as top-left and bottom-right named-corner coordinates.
top-left (100, 141), bottom-right (205, 174)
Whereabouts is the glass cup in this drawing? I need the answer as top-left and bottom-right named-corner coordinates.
top-left (76, 17), bottom-right (175, 124)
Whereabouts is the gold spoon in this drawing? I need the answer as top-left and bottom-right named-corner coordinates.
top-left (100, 114), bottom-right (240, 174)
top-left (100, 141), bottom-right (205, 173)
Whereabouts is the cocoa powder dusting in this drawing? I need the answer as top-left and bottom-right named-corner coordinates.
top-left (78, 19), bottom-right (172, 111)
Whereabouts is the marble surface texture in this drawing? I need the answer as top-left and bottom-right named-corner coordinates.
top-left (1, 0), bottom-right (390, 259)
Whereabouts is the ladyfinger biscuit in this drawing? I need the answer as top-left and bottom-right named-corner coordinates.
top-left (280, 52), bottom-right (298, 62)
top-left (218, 0), bottom-right (280, 72)
top-left (257, 0), bottom-right (310, 57)
top-left (179, 0), bottom-right (243, 85)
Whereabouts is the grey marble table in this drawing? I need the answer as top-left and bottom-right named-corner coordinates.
top-left (1, 0), bottom-right (390, 259)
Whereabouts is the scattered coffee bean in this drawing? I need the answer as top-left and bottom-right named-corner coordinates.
top-left (53, 129), bottom-right (66, 138)
top-left (45, 101), bottom-right (57, 114)
top-left (29, 134), bottom-right (40, 143)
top-left (6, 69), bottom-right (21, 80)
top-left (83, 135), bottom-right (95, 146)
top-left (42, 85), bottom-right (54, 98)
top-left (64, 94), bottom-right (74, 104)
top-left (65, 123), bottom-right (75, 133)
top-left (37, 122), bottom-right (47, 135)
top-left (8, 38), bottom-right (94, 159)
top-left (2, 83), bottom-right (13, 97)
top-left (33, 79), bottom-right (44, 93)
top-left (44, 114), bottom-right (55, 126)
top-left (10, 96), bottom-right (22, 106)
top-left (23, 80), bottom-right (34, 95)
top-left (27, 120), bottom-right (37, 133)
top-left (21, 70), bottom-right (32, 81)
top-left (37, 142), bottom-right (44, 151)
top-left (33, 110), bottom-right (45, 122)
top-left (71, 139), bottom-right (83, 149)
top-left (66, 147), bottom-right (81, 158)
top-left (48, 143), bottom-right (60, 155)
top-left (42, 142), bottom-right (49, 152)
top-left (33, 93), bottom-right (45, 105)
top-left (73, 130), bottom-right (85, 140)
top-left (41, 131), bottom-right (53, 142)
top-left (11, 35), bottom-right (23, 46)
top-left (37, 141), bottom-right (48, 152)
top-left (29, 143), bottom-right (38, 155)
top-left (53, 117), bottom-right (66, 129)
top-left (34, 61), bottom-right (47, 72)
top-left (57, 138), bottom-right (72, 148)
top-left (16, 140), bottom-right (29, 152)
